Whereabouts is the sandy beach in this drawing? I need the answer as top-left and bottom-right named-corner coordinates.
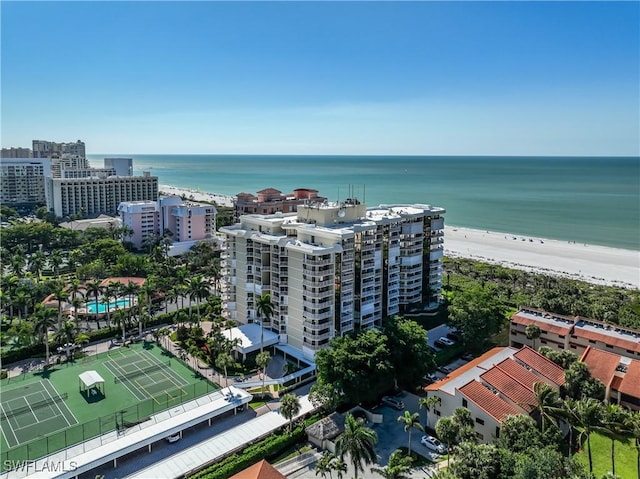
top-left (159, 184), bottom-right (234, 207)
top-left (157, 185), bottom-right (638, 289)
top-left (445, 226), bottom-right (639, 289)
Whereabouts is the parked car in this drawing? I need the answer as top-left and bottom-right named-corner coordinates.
top-left (381, 396), bottom-right (405, 410)
top-left (56, 343), bottom-right (81, 354)
top-left (447, 331), bottom-right (461, 341)
top-left (438, 337), bottom-right (456, 347)
top-left (461, 352), bottom-right (475, 361)
top-left (437, 365), bottom-right (453, 374)
top-left (421, 434), bottom-right (447, 454)
top-left (165, 433), bottom-right (181, 443)
top-left (423, 373), bottom-right (438, 384)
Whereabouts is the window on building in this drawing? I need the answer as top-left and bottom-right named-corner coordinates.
top-left (462, 399), bottom-right (468, 408)
top-left (476, 418), bottom-right (485, 425)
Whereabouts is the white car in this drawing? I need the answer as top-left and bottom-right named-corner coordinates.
top-left (381, 396), bottom-right (405, 410)
top-left (421, 435), bottom-right (447, 454)
top-left (437, 337), bottom-right (456, 347)
top-left (165, 433), bottom-right (181, 443)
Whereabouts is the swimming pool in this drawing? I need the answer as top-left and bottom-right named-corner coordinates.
top-left (85, 299), bottom-right (131, 314)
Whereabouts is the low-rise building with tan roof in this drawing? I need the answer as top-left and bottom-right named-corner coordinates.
top-left (424, 346), bottom-right (565, 443)
top-left (581, 346), bottom-right (640, 411)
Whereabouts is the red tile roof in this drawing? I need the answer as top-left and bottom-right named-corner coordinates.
top-left (618, 360), bottom-right (640, 399)
top-left (511, 313), bottom-right (572, 336)
top-left (458, 380), bottom-right (520, 422)
top-left (574, 327), bottom-right (640, 354)
top-left (513, 346), bottom-right (565, 386)
top-left (495, 358), bottom-right (543, 390)
top-left (480, 367), bottom-right (536, 412)
top-left (580, 346), bottom-right (620, 387)
top-left (229, 461), bottom-right (286, 479)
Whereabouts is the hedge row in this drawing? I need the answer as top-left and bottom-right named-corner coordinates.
top-left (189, 416), bottom-right (321, 479)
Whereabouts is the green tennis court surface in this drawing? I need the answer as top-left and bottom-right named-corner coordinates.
top-left (0, 342), bottom-right (218, 470)
top-left (0, 380), bottom-right (77, 448)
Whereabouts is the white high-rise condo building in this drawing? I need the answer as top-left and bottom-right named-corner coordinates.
top-left (220, 198), bottom-right (445, 359)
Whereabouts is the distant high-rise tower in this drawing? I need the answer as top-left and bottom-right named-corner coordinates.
top-left (104, 158), bottom-right (133, 176)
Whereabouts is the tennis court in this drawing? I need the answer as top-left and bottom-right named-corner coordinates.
top-left (0, 379), bottom-right (77, 448)
top-left (103, 348), bottom-right (190, 404)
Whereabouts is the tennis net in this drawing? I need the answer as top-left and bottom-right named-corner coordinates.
top-left (113, 360), bottom-right (170, 383)
top-left (2, 392), bottom-right (69, 418)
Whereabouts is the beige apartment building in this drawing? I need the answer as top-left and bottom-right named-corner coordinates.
top-left (49, 173), bottom-right (158, 217)
top-left (510, 307), bottom-right (640, 360)
top-left (220, 198), bottom-right (445, 359)
top-left (424, 346), bottom-right (565, 443)
top-left (0, 158), bottom-right (51, 206)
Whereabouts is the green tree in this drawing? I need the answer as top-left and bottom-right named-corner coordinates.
top-left (280, 393), bottom-right (301, 431)
top-left (448, 442), bottom-right (502, 479)
top-left (315, 329), bottom-right (393, 404)
top-left (563, 361), bottom-right (605, 400)
top-left (370, 450), bottom-right (412, 479)
top-left (574, 398), bottom-right (604, 475)
top-left (52, 283), bottom-right (69, 331)
top-left (335, 413), bottom-right (378, 479)
top-left (215, 352), bottom-right (235, 393)
top-left (309, 381), bottom-right (341, 412)
top-left (55, 321), bottom-right (78, 358)
top-left (532, 382), bottom-right (564, 433)
top-left (256, 293), bottom-right (274, 353)
top-left (187, 275), bottom-right (211, 324)
top-left (435, 416), bottom-right (457, 466)
top-left (419, 395), bottom-right (441, 430)
top-left (496, 414), bottom-right (545, 454)
top-left (256, 350), bottom-right (271, 399)
top-left (447, 284), bottom-right (505, 351)
top-left (384, 316), bottom-right (435, 389)
top-left (85, 280), bottom-right (103, 329)
top-left (397, 411), bottom-right (423, 456)
top-left (602, 404), bottom-right (630, 478)
top-left (330, 457), bottom-right (348, 479)
top-left (316, 452), bottom-right (335, 479)
top-left (525, 323), bottom-right (541, 350)
top-left (33, 304), bottom-right (57, 365)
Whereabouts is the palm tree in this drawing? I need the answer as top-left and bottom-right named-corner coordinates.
top-left (330, 457), bottom-right (348, 479)
top-left (256, 293), bottom-right (274, 353)
top-left (335, 413), bottom-right (378, 479)
top-left (52, 283), bottom-right (68, 331)
top-left (85, 280), bottom-right (103, 329)
top-left (49, 250), bottom-right (63, 279)
top-left (397, 411), bottom-right (423, 456)
top-left (123, 281), bottom-right (140, 331)
top-left (55, 321), bottom-right (78, 358)
top-left (256, 350), bottom-right (271, 398)
top-left (29, 250), bottom-right (47, 281)
top-left (525, 324), bottom-right (541, 350)
top-left (435, 416), bottom-right (457, 466)
top-left (627, 411), bottom-right (640, 479)
top-left (370, 450), bottom-right (413, 479)
top-left (602, 403), bottom-right (629, 477)
top-left (280, 393), bottom-right (301, 431)
top-left (215, 352), bottom-right (235, 393)
top-left (419, 395), bottom-right (441, 430)
top-left (574, 397), bottom-right (604, 474)
top-left (532, 382), bottom-right (564, 433)
top-left (316, 452), bottom-right (335, 479)
top-left (187, 275), bottom-right (210, 324)
top-left (33, 304), bottom-right (57, 366)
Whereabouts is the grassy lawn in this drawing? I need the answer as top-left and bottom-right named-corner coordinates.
top-left (575, 432), bottom-right (636, 479)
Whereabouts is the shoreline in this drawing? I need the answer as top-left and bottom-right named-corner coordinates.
top-left (444, 226), bottom-right (639, 289)
top-left (159, 184), bottom-right (234, 207)
top-left (158, 185), bottom-right (638, 289)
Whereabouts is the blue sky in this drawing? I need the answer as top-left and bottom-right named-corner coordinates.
top-left (1, 1), bottom-right (638, 156)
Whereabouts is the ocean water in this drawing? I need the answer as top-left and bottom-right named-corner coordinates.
top-left (88, 155), bottom-right (640, 251)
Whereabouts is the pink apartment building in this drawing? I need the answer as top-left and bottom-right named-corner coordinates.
top-left (118, 196), bottom-right (217, 254)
